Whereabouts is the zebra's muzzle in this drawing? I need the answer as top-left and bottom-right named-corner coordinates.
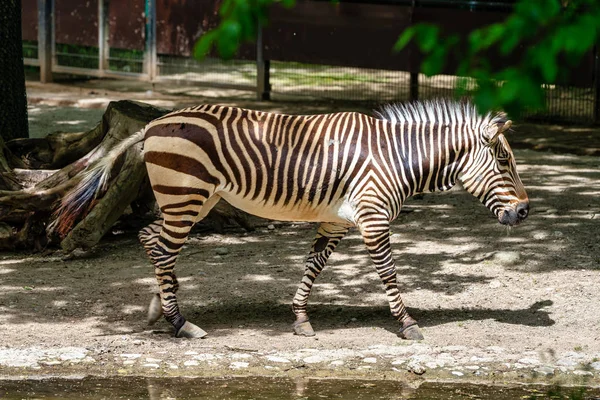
top-left (498, 201), bottom-right (529, 226)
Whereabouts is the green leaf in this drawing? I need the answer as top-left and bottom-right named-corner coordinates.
top-left (394, 28), bottom-right (416, 52)
top-left (417, 25), bottom-right (440, 53)
top-left (193, 31), bottom-right (218, 60)
top-left (216, 20), bottom-right (242, 59)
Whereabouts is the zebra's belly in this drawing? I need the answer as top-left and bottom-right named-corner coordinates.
top-left (218, 191), bottom-right (352, 224)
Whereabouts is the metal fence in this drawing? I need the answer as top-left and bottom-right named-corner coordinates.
top-left (23, 0), bottom-right (600, 124)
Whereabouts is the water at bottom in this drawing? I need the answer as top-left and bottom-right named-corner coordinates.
top-left (0, 376), bottom-right (598, 400)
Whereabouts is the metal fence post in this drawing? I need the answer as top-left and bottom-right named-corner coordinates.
top-left (594, 44), bottom-right (600, 124)
top-left (144, 0), bottom-right (157, 80)
top-left (409, 72), bottom-right (419, 101)
top-left (37, 0), bottom-right (53, 83)
top-left (98, 0), bottom-right (110, 74)
top-left (256, 24), bottom-right (270, 101)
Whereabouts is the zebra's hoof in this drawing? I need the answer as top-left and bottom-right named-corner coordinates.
top-left (176, 321), bottom-right (208, 339)
top-left (293, 320), bottom-right (315, 337)
top-left (399, 324), bottom-right (424, 340)
top-left (147, 294), bottom-right (162, 325)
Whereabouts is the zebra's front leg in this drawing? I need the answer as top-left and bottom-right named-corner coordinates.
top-left (357, 216), bottom-right (424, 340)
top-left (292, 222), bottom-right (350, 336)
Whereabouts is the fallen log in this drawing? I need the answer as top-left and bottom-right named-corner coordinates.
top-left (0, 100), bottom-right (256, 251)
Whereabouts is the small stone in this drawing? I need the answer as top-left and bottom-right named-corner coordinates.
top-left (143, 363), bottom-right (160, 368)
top-left (573, 370), bottom-right (593, 376)
top-left (303, 355), bottom-right (327, 364)
top-left (493, 251), bottom-right (521, 265)
top-left (230, 353), bottom-right (252, 360)
top-left (192, 354), bottom-right (218, 361)
top-left (330, 360), bottom-right (344, 366)
top-left (184, 351), bottom-right (199, 356)
top-left (183, 360), bottom-right (199, 366)
top-left (120, 354), bottom-right (141, 359)
top-left (590, 361), bottom-right (600, 370)
top-left (215, 247), bottom-right (229, 256)
top-left (557, 358), bottom-right (578, 367)
top-left (488, 280), bottom-right (503, 289)
top-left (517, 357), bottom-right (540, 365)
top-left (230, 361), bottom-right (249, 369)
top-left (265, 355), bottom-right (290, 363)
top-left (145, 357), bottom-right (161, 363)
top-left (59, 349), bottom-right (87, 361)
top-left (451, 371), bottom-right (464, 377)
top-left (267, 224), bottom-right (275, 230)
top-left (534, 366), bottom-right (555, 376)
top-left (40, 360), bottom-right (62, 366)
top-left (123, 360), bottom-right (136, 365)
top-left (362, 357), bottom-right (377, 364)
top-left (406, 360), bottom-right (426, 375)
top-left (464, 365), bottom-right (480, 370)
top-left (533, 232), bottom-right (548, 240)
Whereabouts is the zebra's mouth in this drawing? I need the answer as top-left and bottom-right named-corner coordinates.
top-left (498, 202), bottom-right (529, 226)
top-left (499, 209), bottom-right (520, 226)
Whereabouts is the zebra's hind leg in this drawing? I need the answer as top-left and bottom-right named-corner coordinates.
top-left (292, 222), bottom-right (350, 336)
top-left (357, 215), bottom-right (424, 341)
top-left (139, 220), bottom-right (171, 325)
top-left (140, 194), bottom-right (221, 338)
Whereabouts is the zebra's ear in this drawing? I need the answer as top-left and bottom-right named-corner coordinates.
top-left (484, 118), bottom-right (512, 143)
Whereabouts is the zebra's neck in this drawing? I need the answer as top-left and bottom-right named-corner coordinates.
top-left (382, 118), bottom-right (477, 198)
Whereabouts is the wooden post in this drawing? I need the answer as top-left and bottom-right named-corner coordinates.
top-left (37, 0), bottom-right (53, 83)
top-left (98, 0), bottom-right (110, 74)
top-left (256, 25), bottom-right (270, 101)
top-left (409, 72), bottom-right (419, 101)
top-left (144, 0), bottom-right (157, 80)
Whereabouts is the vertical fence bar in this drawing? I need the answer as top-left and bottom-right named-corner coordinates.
top-left (256, 24), bottom-right (270, 100)
top-left (594, 44), bottom-right (600, 124)
top-left (98, 0), bottom-right (110, 74)
top-left (144, 0), bottom-right (157, 80)
top-left (37, 0), bottom-right (53, 83)
top-left (409, 72), bottom-right (419, 101)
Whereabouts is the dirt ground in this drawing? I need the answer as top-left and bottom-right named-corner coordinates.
top-left (0, 79), bottom-right (599, 388)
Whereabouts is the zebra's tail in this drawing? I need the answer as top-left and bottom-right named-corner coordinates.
top-left (50, 128), bottom-right (147, 236)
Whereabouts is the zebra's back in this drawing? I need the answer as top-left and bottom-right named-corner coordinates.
top-left (142, 105), bottom-right (376, 224)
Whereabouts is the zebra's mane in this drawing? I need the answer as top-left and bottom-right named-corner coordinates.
top-left (374, 99), bottom-right (506, 129)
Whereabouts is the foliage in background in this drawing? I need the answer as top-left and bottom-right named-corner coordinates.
top-left (395, 0), bottom-right (600, 116)
top-left (193, 0), bottom-right (295, 60)
top-left (194, 0), bottom-right (599, 118)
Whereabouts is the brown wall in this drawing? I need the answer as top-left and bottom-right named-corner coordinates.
top-left (21, 0), bottom-right (595, 87)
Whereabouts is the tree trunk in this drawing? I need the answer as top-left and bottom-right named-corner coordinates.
top-left (0, 100), bottom-right (255, 251)
top-left (0, 0), bottom-right (28, 142)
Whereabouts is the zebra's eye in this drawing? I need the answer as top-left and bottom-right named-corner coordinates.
top-left (497, 158), bottom-right (510, 166)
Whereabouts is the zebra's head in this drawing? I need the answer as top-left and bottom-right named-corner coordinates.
top-left (458, 116), bottom-right (529, 226)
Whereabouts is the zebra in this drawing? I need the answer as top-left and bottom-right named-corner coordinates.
top-left (54, 99), bottom-right (529, 341)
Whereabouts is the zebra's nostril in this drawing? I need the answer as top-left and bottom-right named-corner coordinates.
top-left (516, 202), bottom-right (529, 219)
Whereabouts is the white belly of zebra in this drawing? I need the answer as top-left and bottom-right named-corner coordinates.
top-left (218, 191), bottom-right (355, 225)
